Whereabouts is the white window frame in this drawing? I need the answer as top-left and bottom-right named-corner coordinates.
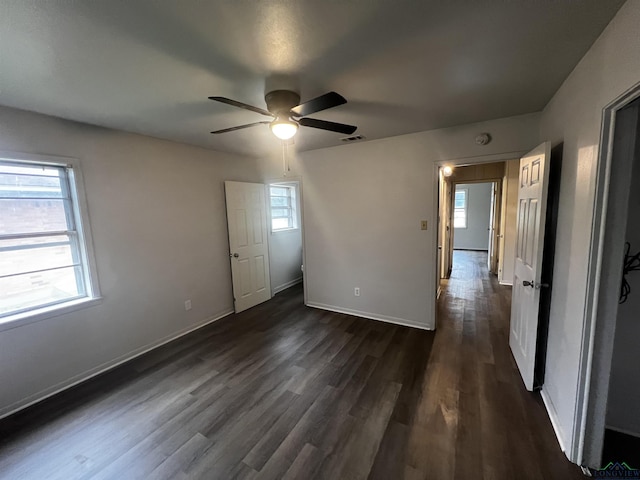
top-left (454, 187), bottom-right (468, 229)
top-left (0, 151), bottom-right (101, 331)
top-left (269, 182), bottom-right (299, 233)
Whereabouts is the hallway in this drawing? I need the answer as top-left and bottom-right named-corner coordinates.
top-left (432, 250), bottom-right (583, 478)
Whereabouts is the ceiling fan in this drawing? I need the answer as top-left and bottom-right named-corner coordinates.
top-left (209, 90), bottom-right (357, 140)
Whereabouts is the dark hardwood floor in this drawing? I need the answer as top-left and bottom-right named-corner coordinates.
top-left (0, 251), bottom-right (584, 479)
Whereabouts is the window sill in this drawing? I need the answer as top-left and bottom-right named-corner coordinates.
top-left (0, 296), bottom-right (103, 333)
top-left (271, 228), bottom-right (300, 234)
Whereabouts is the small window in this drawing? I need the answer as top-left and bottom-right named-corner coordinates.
top-left (269, 183), bottom-right (298, 232)
top-left (0, 157), bottom-right (99, 320)
top-left (454, 188), bottom-right (468, 229)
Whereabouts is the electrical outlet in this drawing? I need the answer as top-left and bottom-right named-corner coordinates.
top-left (354, 287), bottom-right (360, 297)
top-left (184, 300), bottom-right (192, 311)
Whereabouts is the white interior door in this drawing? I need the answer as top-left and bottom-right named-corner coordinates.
top-left (510, 142), bottom-right (551, 391)
top-left (498, 173), bottom-right (509, 282)
top-left (488, 182), bottom-right (496, 271)
top-left (446, 178), bottom-right (454, 277)
top-left (439, 171), bottom-right (452, 279)
top-left (489, 181), bottom-right (502, 274)
top-left (225, 181), bottom-right (271, 313)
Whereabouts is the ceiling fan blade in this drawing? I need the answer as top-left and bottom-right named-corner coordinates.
top-left (211, 121), bottom-right (270, 134)
top-left (208, 96), bottom-right (274, 117)
top-left (299, 117), bottom-right (357, 135)
top-left (291, 92), bottom-right (347, 117)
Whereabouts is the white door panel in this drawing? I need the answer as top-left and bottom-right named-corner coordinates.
top-left (225, 181), bottom-right (271, 313)
top-left (510, 142), bottom-right (551, 391)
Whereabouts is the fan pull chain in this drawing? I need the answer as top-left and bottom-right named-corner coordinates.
top-left (282, 140), bottom-right (291, 177)
top-left (282, 141), bottom-right (287, 177)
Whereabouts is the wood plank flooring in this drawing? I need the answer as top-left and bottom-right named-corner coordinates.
top-left (0, 251), bottom-right (585, 479)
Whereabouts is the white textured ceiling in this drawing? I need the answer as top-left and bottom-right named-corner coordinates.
top-left (0, 0), bottom-right (625, 157)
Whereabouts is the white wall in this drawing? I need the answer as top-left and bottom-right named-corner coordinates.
top-left (269, 226), bottom-right (303, 294)
top-left (498, 160), bottom-right (519, 285)
top-left (298, 113), bottom-right (540, 329)
top-left (607, 123), bottom-right (640, 436)
top-left (0, 105), bottom-right (260, 418)
top-left (538, 0), bottom-right (640, 458)
top-left (453, 183), bottom-right (492, 250)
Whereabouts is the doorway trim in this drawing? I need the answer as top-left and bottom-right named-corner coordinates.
top-left (433, 151), bottom-right (527, 328)
top-left (575, 82), bottom-right (640, 467)
top-left (450, 179), bottom-right (502, 266)
top-left (265, 175), bottom-right (306, 303)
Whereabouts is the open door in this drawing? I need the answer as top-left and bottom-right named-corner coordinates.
top-left (488, 181), bottom-right (502, 274)
top-left (439, 170), bottom-right (454, 279)
top-left (225, 181), bottom-right (272, 313)
top-left (510, 142), bottom-right (551, 391)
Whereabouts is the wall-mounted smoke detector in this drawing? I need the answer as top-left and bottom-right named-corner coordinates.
top-left (475, 133), bottom-right (492, 145)
top-left (341, 134), bottom-right (366, 142)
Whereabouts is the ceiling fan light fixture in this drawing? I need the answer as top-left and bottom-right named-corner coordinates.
top-left (270, 118), bottom-right (298, 140)
top-left (209, 91), bottom-right (356, 137)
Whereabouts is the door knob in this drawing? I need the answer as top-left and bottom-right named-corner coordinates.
top-left (523, 280), bottom-right (534, 288)
top-left (231, 253), bottom-right (239, 258)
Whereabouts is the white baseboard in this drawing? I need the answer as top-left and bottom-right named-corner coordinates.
top-left (499, 280), bottom-right (513, 286)
top-left (273, 277), bottom-right (303, 295)
top-left (541, 388), bottom-right (568, 454)
top-left (605, 424), bottom-right (640, 438)
top-left (437, 286), bottom-right (442, 299)
top-left (0, 308), bottom-right (234, 420)
top-left (306, 301), bottom-right (434, 331)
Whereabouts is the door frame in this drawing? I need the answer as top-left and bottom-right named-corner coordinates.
top-left (488, 181), bottom-right (502, 274)
top-left (575, 82), bottom-right (640, 467)
top-left (446, 178), bottom-right (503, 281)
top-left (433, 152), bottom-right (527, 321)
top-left (264, 175), bottom-right (307, 304)
top-left (449, 178), bottom-right (502, 257)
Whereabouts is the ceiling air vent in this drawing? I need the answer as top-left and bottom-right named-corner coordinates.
top-left (340, 134), bottom-right (366, 143)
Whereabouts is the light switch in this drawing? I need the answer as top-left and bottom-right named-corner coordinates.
top-left (421, 220), bottom-right (428, 230)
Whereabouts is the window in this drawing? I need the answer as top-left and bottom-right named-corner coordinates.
top-left (454, 188), bottom-right (468, 228)
top-left (269, 183), bottom-right (298, 231)
top-left (0, 157), bottom-right (99, 320)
